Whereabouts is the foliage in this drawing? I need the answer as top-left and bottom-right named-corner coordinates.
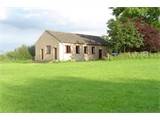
top-left (0, 54), bottom-right (9, 62)
top-left (112, 7), bottom-right (160, 29)
top-left (0, 44), bottom-right (36, 62)
top-left (107, 7), bottom-right (160, 52)
top-left (6, 45), bottom-right (32, 60)
top-left (28, 45), bottom-right (35, 59)
top-left (107, 19), bottom-right (143, 52)
top-left (135, 20), bottom-right (160, 52)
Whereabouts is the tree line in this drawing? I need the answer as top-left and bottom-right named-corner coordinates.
top-left (106, 7), bottom-right (160, 53)
top-left (0, 45), bottom-right (35, 61)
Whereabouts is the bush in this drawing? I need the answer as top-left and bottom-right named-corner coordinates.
top-left (0, 44), bottom-right (35, 62)
top-left (5, 45), bottom-right (33, 61)
top-left (28, 45), bottom-right (35, 59)
top-left (0, 54), bottom-right (9, 62)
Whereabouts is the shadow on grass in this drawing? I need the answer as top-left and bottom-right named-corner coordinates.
top-left (0, 76), bottom-right (159, 112)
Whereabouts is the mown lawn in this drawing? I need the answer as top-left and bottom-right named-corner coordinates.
top-left (0, 59), bottom-right (160, 112)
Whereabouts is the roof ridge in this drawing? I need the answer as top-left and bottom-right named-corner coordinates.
top-left (45, 30), bottom-right (62, 42)
top-left (44, 30), bottom-right (107, 45)
top-left (46, 30), bottom-right (101, 37)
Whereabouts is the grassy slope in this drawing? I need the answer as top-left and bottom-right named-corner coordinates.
top-left (0, 59), bottom-right (160, 112)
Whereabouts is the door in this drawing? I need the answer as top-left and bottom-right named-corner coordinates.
top-left (41, 49), bottom-right (44, 60)
top-left (54, 48), bottom-right (57, 60)
top-left (99, 49), bottom-right (102, 59)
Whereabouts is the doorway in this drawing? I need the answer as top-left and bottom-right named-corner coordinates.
top-left (54, 48), bottom-right (57, 60)
top-left (99, 49), bottom-right (102, 59)
top-left (41, 49), bottom-right (44, 60)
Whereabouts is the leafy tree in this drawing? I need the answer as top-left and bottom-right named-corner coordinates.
top-left (135, 20), bottom-right (160, 51)
top-left (107, 19), bottom-right (122, 52)
top-left (122, 19), bottom-right (143, 52)
top-left (107, 19), bottom-right (143, 52)
top-left (6, 45), bottom-right (32, 60)
top-left (28, 45), bottom-right (35, 59)
top-left (6, 51), bottom-right (17, 60)
top-left (107, 7), bottom-right (160, 52)
top-left (112, 7), bottom-right (160, 29)
top-left (16, 45), bottom-right (32, 60)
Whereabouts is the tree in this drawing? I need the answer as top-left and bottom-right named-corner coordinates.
top-left (112, 7), bottom-right (160, 29)
top-left (135, 20), bottom-right (160, 51)
top-left (6, 45), bottom-right (32, 60)
top-left (28, 45), bottom-right (35, 59)
top-left (107, 19), bottom-right (143, 52)
top-left (107, 7), bottom-right (160, 52)
top-left (107, 19), bottom-right (122, 52)
top-left (122, 19), bottom-right (143, 52)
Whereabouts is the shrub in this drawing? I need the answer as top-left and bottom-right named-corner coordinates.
top-left (28, 45), bottom-right (35, 59)
top-left (6, 45), bottom-right (32, 61)
top-left (0, 54), bottom-right (9, 62)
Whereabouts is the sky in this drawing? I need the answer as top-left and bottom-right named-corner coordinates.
top-left (0, 0), bottom-right (159, 53)
top-left (0, 0), bottom-right (114, 53)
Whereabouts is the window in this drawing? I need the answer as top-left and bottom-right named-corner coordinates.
top-left (76, 46), bottom-right (80, 54)
top-left (84, 46), bottom-right (88, 54)
top-left (66, 45), bottom-right (71, 53)
top-left (46, 45), bottom-right (51, 54)
top-left (92, 47), bottom-right (95, 54)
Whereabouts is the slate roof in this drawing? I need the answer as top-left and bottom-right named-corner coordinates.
top-left (46, 30), bottom-right (107, 45)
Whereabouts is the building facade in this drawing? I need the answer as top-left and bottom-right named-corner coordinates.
top-left (35, 30), bottom-right (107, 61)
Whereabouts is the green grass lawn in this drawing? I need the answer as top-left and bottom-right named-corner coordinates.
top-left (0, 59), bottom-right (160, 112)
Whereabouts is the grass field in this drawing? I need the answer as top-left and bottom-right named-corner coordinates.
top-left (0, 59), bottom-right (160, 112)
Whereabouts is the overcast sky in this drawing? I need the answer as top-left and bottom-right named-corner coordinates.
top-left (0, 0), bottom-right (159, 53)
top-left (0, 0), bottom-right (114, 53)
